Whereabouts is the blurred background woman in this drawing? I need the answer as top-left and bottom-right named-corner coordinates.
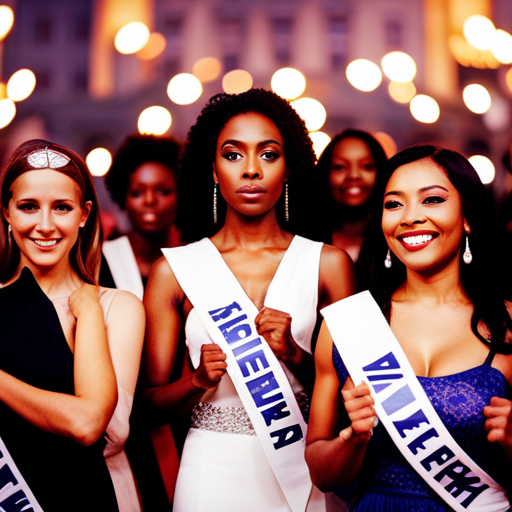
top-left (317, 130), bottom-right (388, 289)
top-left (0, 139), bottom-right (144, 511)
top-left (142, 89), bottom-right (355, 511)
top-left (101, 134), bottom-right (182, 298)
top-left (306, 144), bottom-right (512, 511)
top-left (101, 133), bottom-right (182, 510)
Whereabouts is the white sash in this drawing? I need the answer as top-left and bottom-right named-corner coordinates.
top-left (102, 236), bottom-right (144, 300)
top-left (163, 239), bottom-right (312, 512)
top-left (321, 291), bottom-right (510, 512)
top-left (0, 436), bottom-right (43, 511)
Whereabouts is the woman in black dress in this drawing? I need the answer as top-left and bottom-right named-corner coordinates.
top-left (0, 139), bottom-right (144, 511)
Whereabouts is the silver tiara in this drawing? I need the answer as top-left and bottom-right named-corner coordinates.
top-left (27, 147), bottom-right (70, 169)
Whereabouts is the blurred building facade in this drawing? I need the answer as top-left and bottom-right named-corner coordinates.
top-left (1, 0), bottom-right (512, 195)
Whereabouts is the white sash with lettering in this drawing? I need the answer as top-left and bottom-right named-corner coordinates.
top-left (103, 236), bottom-right (144, 300)
top-left (322, 291), bottom-right (510, 512)
top-left (163, 239), bottom-right (311, 512)
top-left (0, 436), bottom-right (43, 511)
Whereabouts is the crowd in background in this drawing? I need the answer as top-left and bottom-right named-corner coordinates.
top-left (0, 88), bottom-right (511, 512)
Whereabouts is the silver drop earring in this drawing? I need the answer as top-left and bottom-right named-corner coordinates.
top-left (213, 183), bottom-right (218, 224)
top-left (8, 224), bottom-right (12, 235)
top-left (463, 235), bottom-right (472, 264)
top-left (384, 249), bottom-right (392, 269)
top-left (285, 182), bottom-right (289, 222)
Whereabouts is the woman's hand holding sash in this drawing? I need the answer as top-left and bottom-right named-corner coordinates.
top-left (339, 377), bottom-right (376, 443)
top-left (484, 397), bottom-right (512, 459)
top-left (191, 344), bottom-right (227, 390)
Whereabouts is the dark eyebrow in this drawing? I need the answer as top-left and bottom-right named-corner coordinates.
top-left (220, 139), bottom-right (282, 149)
top-left (420, 185), bottom-right (449, 193)
top-left (384, 184), bottom-right (449, 197)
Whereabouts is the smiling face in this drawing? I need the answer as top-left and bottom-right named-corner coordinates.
top-left (329, 137), bottom-right (377, 208)
top-left (3, 169), bottom-right (91, 275)
top-left (214, 112), bottom-right (287, 220)
top-left (125, 162), bottom-right (177, 235)
top-left (382, 158), bottom-right (468, 275)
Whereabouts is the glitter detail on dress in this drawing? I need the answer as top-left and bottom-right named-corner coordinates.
top-left (190, 401), bottom-right (256, 436)
top-left (191, 391), bottom-right (310, 436)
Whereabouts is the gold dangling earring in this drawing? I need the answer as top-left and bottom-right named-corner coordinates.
top-left (285, 182), bottom-right (289, 222)
top-left (213, 183), bottom-right (218, 224)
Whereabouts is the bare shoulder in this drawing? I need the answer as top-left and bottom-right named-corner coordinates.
top-left (144, 254), bottom-right (186, 311)
top-left (99, 287), bottom-right (145, 324)
top-left (319, 244), bottom-right (356, 306)
top-left (319, 244), bottom-right (354, 274)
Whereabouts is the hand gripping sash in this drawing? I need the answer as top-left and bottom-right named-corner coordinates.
top-left (0, 437), bottom-right (43, 511)
top-left (321, 291), bottom-right (510, 512)
top-left (163, 239), bottom-right (312, 512)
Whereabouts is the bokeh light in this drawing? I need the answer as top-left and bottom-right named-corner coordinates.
top-left (463, 84), bottom-right (491, 114)
top-left (167, 73), bottom-right (202, 105)
top-left (291, 97), bottom-right (327, 132)
top-left (138, 106), bottom-right (172, 135)
top-left (193, 57), bottom-right (222, 83)
top-left (7, 69), bottom-right (36, 102)
top-left (381, 52), bottom-right (417, 83)
top-left (0, 82), bottom-right (6, 99)
top-left (373, 132), bottom-right (397, 158)
top-left (0, 98), bottom-right (16, 129)
top-left (0, 5), bottom-right (14, 41)
top-left (491, 29), bottom-right (512, 65)
top-left (86, 148), bottom-right (112, 177)
top-left (271, 68), bottom-right (306, 100)
top-left (309, 131), bottom-right (331, 158)
top-left (483, 93), bottom-right (509, 131)
top-left (463, 15), bottom-right (496, 51)
top-left (115, 22), bottom-right (150, 55)
top-left (468, 155), bottom-right (495, 184)
top-left (388, 81), bottom-right (416, 104)
top-left (410, 94), bottom-right (440, 124)
top-left (506, 68), bottom-right (512, 93)
top-left (137, 32), bottom-right (166, 61)
top-left (449, 34), bottom-right (500, 69)
top-left (222, 70), bottom-right (253, 94)
top-left (346, 59), bottom-right (382, 92)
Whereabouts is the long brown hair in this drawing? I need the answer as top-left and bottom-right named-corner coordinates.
top-left (0, 139), bottom-right (102, 284)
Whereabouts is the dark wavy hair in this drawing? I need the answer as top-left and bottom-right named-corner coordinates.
top-left (316, 129), bottom-right (388, 243)
top-left (366, 144), bottom-right (512, 354)
top-left (176, 88), bottom-right (318, 242)
top-left (0, 139), bottom-right (102, 284)
top-left (105, 134), bottom-right (181, 208)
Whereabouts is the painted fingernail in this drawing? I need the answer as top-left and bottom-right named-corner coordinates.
top-left (373, 416), bottom-right (379, 428)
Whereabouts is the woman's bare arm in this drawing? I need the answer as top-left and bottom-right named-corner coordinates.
top-left (141, 257), bottom-right (227, 424)
top-left (305, 322), bottom-right (374, 489)
top-left (0, 283), bottom-right (117, 446)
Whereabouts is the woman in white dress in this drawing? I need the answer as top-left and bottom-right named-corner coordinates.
top-left (142, 89), bottom-right (355, 511)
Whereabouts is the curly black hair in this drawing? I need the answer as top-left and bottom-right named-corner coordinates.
top-left (105, 134), bottom-right (181, 208)
top-left (176, 88), bottom-right (319, 242)
top-left (366, 144), bottom-right (512, 355)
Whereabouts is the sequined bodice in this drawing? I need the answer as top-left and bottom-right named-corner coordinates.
top-left (332, 344), bottom-right (512, 511)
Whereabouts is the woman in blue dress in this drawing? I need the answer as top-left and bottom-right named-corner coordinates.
top-left (306, 144), bottom-right (512, 511)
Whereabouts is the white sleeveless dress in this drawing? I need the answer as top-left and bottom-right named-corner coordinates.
top-left (172, 236), bottom-right (343, 512)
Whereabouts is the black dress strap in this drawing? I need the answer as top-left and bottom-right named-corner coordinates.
top-left (484, 349), bottom-right (496, 366)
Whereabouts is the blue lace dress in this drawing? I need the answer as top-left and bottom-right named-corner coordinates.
top-left (332, 344), bottom-right (512, 511)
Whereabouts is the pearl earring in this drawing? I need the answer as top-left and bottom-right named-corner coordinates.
top-left (463, 236), bottom-right (472, 264)
top-left (384, 249), bottom-right (392, 269)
